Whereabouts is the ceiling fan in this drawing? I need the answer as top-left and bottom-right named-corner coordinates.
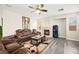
top-left (28, 4), bottom-right (48, 14)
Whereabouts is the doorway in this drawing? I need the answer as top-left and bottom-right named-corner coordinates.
top-left (53, 25), bottom-right (58, 38)
top-left (52, 18), bottom-right (66, 38)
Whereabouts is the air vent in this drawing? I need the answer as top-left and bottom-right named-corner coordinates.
top-left (6, 4), bottom-right (12, 7)
top-left (55, 18), bottom-right (66, 20)
top-left (58, 8), bottom-right (64, 12)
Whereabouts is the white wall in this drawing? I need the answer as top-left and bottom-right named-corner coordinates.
top-left (38, 12), bottom-right (79, 41)
top-left (0, 6), bottom-right (3, 26)
top-left (2, 9), bottom-right (22, 36)
top-left (54, 19), bottom-right (66, 38)
top-left (52, 13), bottom-right (78, 41)
top-left (56, 13), bottom-right (79, 41)
top-left (0, 8), bottom-right (2, 26)
top-left (2, 8), bottom-right (36, 37)
top-left (30, 19), bottom-right (37, 30)
top-left (37, 17), bottom-right (66, 38)
top-left (1, 5), bottom-right (79, 41)
top-left (66, 13), bottom-right (78, 41)
top-left (77, 13), bottom-right (79, 41)
top-left (52, 18), bottom-right (66, 38)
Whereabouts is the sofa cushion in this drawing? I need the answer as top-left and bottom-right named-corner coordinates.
top-left (5, 42), bottom-right (22, 53)
top-left (16, 29), bottom-right (32, 40)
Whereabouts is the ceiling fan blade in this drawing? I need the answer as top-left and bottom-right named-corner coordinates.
top-left (28, 6), bottom-right (35, 9)
top-left (40, 9), bottom-right (48, 12)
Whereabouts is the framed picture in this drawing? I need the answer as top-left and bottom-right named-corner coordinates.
top-left (22, 16), bottom-right (30, 29)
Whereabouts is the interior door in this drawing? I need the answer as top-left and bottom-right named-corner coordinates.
top-left (53, 25), bottom-right (58, 38)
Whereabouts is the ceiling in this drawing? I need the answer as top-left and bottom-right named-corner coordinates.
top-left (2, 4), bottom-right (79, 20)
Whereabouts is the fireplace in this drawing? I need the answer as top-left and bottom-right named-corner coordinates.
top-left (44, 30), bottom-right (50, 35)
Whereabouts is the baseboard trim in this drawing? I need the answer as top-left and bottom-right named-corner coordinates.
top-left (59, 37), bottom-right (66, 39)
top-left (59, 36), bottom-right (66, 39)
top-left (67, 38), bottom-right (79, 41)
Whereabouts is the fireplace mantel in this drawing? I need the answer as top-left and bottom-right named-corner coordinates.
top-left (44, 29), bottom-right (50, 35)
top-left (42, 27), bottom-right (52, 37)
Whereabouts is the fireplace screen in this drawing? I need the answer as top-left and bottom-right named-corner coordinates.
top-left (44, 30), bottom-right (50, 35)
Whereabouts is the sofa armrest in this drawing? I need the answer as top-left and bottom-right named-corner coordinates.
top-left (1, 35), bottom-right (17, 45)
top-left (5, 42), bottom-right (22, 53)
top-left (0, 40), bottom-right (8, 54)
top-left (12, 47), bottom-right (30, 54)
top-left (1, 39), bottom-right (16, 45)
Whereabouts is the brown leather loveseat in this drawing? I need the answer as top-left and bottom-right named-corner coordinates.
top-left (16, 29), bottom-right (40, 43)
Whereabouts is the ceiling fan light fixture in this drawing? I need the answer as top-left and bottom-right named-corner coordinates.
top-left (36, 10), bottom-right (41, 14)
top-left (28, 4), bottom-right (48, 14)
top-left (37, 4), bottom-right (44, 9)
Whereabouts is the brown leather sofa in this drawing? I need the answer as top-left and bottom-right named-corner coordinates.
top-left (0, 35), bottom-right (30, 54)
top-left (16, 29), bottom-right (40, 43)
top-left (0, 29), bottom-right (41, 54)
top-left (0, 39), bottom-right (29, 54)
top-left (16, 29), bottom-right (32, 39)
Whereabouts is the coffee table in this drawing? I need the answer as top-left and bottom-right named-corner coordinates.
top-left (31, 35), bottom-right (45, 46)
top-left (30, 35), bottom-right (46, 53)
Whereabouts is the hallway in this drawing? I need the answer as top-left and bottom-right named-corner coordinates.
top-left (43, 38), bottom-right (79, 54)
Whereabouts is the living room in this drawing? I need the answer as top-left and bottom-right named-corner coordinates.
top-left (0, 4), bottom-right (79, 54)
